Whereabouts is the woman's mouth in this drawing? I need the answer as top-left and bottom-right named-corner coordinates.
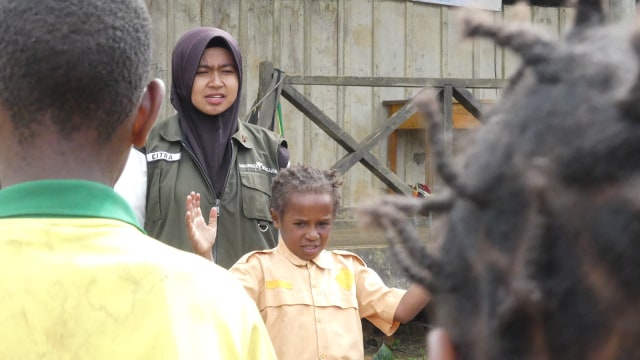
top-left (205, 95), bottom-right (224, 105)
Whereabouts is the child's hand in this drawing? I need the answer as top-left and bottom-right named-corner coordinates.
top-left (185, 191), bottom-right (217, 261)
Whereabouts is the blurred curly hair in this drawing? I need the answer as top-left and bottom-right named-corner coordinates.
top-left (0, 0), bottom-right (152, 144)
top-left (359, 1), bottom-right (640, 359)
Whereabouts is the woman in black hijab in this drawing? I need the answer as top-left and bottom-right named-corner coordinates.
top-left (118, 27), bottom-right (288, 268)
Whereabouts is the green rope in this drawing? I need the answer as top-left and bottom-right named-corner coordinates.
top-left (277, 102), bottom-right (284, 136)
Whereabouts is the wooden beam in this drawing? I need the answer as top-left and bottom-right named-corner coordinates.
top-left (452, 86), bottom-right (485, 122)
top-left (257, 61), bottom-right (274, 101)
top-left (281, 83), bottom-right (412, 195)
top-left (281, 84), bottom-right (353, 150)
top-left (442, 85), bottom-right (453, 127)
top-left (332, 100), bottom-right (416, 174)
top-left (441, 85), bottom-right (454, 161)
top-left (285, 75), bottom-right (507, 89)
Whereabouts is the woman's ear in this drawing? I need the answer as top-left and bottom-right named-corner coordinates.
top-left (428, 328), bottom-right (457, 360)
top-left (132, 78), bottom-right (165, 147)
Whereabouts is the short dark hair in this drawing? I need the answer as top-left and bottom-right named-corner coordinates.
top-left (360, 2), bottom-right (640, 359)
top-left (0, 0), bottom-right (152, 144)
top-left (270, 165), bottom-right (343, 217)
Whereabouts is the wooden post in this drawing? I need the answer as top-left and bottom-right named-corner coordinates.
top-left (257, 61), bottom-right (274, 103)
top-left (442, 85), bottom-right (454, 158)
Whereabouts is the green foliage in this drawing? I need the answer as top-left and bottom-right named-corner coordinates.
top-left (387, 338), bottom-right (401, 350)
top-left (372, 343), bottom-right (394, 360)
top-left (370, 337), bottom-right (428, 360)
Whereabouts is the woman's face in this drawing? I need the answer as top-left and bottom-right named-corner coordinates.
top-left (190, 47), bottom-right (239, 115)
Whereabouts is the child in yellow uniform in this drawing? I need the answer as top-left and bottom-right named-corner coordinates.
top-left (187, 164), bottom-right (430, 359)
top-left (0, 1), bottom-right (276, 358)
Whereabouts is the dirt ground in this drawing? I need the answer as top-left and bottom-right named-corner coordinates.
top-left (362, 314), bottom-right (430, 360)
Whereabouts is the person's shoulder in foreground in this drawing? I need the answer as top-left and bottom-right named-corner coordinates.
top-left (0, 0), bottom-right (275, 358)
top-left (0, 181), bottom-right (275, 359)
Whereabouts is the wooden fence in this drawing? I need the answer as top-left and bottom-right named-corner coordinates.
top-left (256, 61), bottom-right (507, 195)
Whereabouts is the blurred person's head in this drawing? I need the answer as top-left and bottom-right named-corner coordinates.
top-left (0, 0), bottom-right (163, 187)
top-left (360, 2), bottom-right (640, 359)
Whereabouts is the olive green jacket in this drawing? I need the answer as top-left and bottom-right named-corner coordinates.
top-left (144, 114), bottom-right (285, 268)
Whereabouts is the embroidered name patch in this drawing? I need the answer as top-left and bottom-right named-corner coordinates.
top-left (146, 151), bottom-right (181, 162)
top-left (239, 161), bottom-right (278, 174)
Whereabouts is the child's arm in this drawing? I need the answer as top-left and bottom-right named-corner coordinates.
top-left (393, 283), bottom-right (431, 323)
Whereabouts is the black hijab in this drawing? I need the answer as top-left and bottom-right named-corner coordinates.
top-left (170, 27), bottom-right (243, 197)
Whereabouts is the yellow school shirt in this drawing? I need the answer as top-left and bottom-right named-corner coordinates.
top-left (0, 180), bottom-right (276, 360)
top-left (230, 240), bottom-right (406, 360)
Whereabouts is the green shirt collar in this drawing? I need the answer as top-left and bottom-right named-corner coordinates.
top-left (0, 179), bottom-right (144, 233)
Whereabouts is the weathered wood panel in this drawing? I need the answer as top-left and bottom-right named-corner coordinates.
top-left (371, 0), bottom-right (407, 195)
top-left (142, 0), bottom-right (607, 211)
top-left (307, 1), bottom-right (340, 170)
top-left (342, 0), bottom-right (375, 205)
top-left (146, 0), bottom-right (171, 118)
top-left (404, 3), bottom-right (443, 190)
top-left (275, 0), bottom-right (306, 164)
top-left (241, 1), bottom-right (274, 115)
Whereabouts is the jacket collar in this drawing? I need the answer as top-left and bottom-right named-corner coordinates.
top-left (275, 238), bottom-right (334, 269)
top-left (231, 122), bottom-right (255, 150)
top-left (157, 114), bottom-right (182, 142)
top-left (158, 115), bottom-right (255, 150)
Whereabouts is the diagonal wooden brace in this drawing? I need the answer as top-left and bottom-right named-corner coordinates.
top-left (281, 83), bottom-right (413, 195)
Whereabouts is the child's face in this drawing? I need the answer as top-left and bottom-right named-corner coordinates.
top-left (270, 192), bottom-right (334, 261)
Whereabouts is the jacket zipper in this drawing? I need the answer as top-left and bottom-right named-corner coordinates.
top-left (182, 141), bottom-right (220, 261)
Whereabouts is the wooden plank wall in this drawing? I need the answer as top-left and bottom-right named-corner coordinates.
top-left (143, 0), bottom-right (630, 209)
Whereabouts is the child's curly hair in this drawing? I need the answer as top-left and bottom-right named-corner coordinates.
top-left (359, 1), bottom-right (640, 359)
top-left (270, 164), bottom-right (344, 217)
